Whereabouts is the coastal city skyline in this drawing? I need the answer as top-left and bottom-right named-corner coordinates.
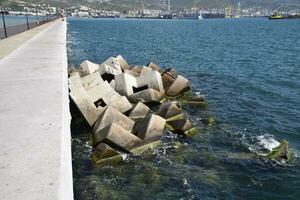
top-left (1, 0), bottom-right (300, 18)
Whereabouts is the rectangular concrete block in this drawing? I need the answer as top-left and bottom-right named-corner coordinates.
top-left (69, 74), bottom-right (102, 126)
top-left (115, 73), bottom-right (138, 96)
top-left (129, 102), bottom-right (150, 121)
top-left (158, 101), bottom-right (182, 120)
top-left (129, 88), bottom-right (164, 103)
top-left (92, 106), bottom-right (135, 134)
top-left (81, 72), bottom-right (104, 90)
top-left (137, 70), bottom-right (164, 94)
top-left (79, 60), bottom-right (99, 76)
top-left (99, 64), bottom-right (122, 76)
top-left (91, 143), bottom-right (119, 165)
top-left (166, 75), bottom-right (190, 97)
top-left (140, 66), bottom-right (152, 76)
top-left (116, 55), bottom-right (130, 70)
top-left (86, 82), bottom-right (115, 103)
top-left (85, 81), bottom-right (132, 114)
top-left (133, 114), bottom-right (166, 141)
top-left (147, 62), bottom-right (161, 72)
top-left (100, 56), bottom-right (122, 72)
top-left (167, 117), bottom-right (194, 135)
top-left (93, 123), bottom-right (142, 152)
top-left (124, 69), bottom-right (140, 77)
top-left (115, 70), bottom-right (164, 103)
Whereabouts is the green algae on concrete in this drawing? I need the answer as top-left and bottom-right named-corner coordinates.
top-left (93, 141), bottom-right (162, 167)
top-left (200, 116), bottom-right (215, 126)
top-left (265, 139), bottom-right (292, 162)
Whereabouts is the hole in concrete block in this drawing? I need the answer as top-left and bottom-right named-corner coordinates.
top-left (133, 85), bottom-right (149, 93)
top-left (94, 99), bottom-right (107, 107)
top-left (101, 73), bottom-right (115, 83)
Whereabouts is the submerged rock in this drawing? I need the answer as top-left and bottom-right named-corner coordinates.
top-left (200, 117), bottom-right (215, 126)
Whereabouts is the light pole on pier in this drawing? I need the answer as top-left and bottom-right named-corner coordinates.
top-left (36, 6), bottom-right (39, 22)
top-left (1, 1), bottom-right (7, 38)
top-left (25, 8), bottom-right (29, 30)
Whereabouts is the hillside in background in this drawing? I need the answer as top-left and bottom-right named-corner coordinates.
top-left (3, 0), bottom-right (300, 10)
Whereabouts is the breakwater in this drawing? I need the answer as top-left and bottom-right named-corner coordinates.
top-left (69, 55), bottom-right (205, 166)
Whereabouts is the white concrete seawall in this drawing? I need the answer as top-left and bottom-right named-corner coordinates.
top-left (0, 20), bottom-right (73, 200)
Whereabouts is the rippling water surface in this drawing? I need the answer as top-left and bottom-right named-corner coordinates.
top-left (67, 18), bottom-right (300, 200)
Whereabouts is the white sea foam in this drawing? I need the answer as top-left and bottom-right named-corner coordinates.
top-left (256, 135), bottom-right (280, 151)
top-left (121, 153), bottom-right (128, 160)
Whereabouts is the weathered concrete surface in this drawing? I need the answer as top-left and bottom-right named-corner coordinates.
top-left (0, 20), bottom-right (73, 200)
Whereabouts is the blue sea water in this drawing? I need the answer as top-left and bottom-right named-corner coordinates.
top-left (67, 18), bottom-right (300, 200)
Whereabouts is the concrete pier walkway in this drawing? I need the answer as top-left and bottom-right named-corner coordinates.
top-left (0, 21), bottom-right (55, 59)
top-left (0, 20), bottom-right (73, 200)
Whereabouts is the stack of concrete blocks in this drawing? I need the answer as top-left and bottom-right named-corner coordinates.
top-left (69, 55), bottom-right (199, 166)
top-left (68, 72), bottom-right (132, 126)
top-left (158, 101), bottom-right (196, 136)
top-left (91, 106), bottom-right (166, 166)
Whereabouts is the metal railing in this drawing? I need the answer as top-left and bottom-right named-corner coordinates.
top-left (0, 13), bottom-right (60, 39)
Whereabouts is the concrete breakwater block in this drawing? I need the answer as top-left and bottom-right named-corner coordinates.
top-left (166, 75), bottom-right (191, 97)
top-left (158, 101), bottom-right (196, 136)
top-left (133, 114), bottom-right (166, 141)
top-left (69, 73), bottom-right (103, 126)
top-left (158, 101), bottom-right (182, 120)
top-left (115, 71), bottom-right (165, 103)
top-left (100, 56), bottom-right (122, 72)
top-left (92, 106), bottom-right (135, 134)
top-left (129, 102), bottom-right (150, 121)
top-left (147, 62), bottom-right (161, 72)
top-left (128, 88), bottom-right (164, 104)
top-left (116, 55), bottom-right (130, 71)
top-left (93, 123), bottom-right (143, 152)
top-left (80, 60), bottom-right (100, 76)
top-left (81, 72), bottom-right (104, 90)
top-left (167, 117), bottom-right (194, 135)
top-left (91, 143), bottom-right (120, 164)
